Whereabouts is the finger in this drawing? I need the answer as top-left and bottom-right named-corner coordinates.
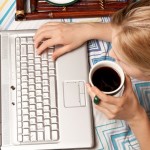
top-left (34, 30), bottom-right (54, 48)
top-left (52, 45), bottom-right (73, 60)
top-left (94, 105), bottom-right (116, 120)
top-left (36, 39), bottom-right (58, 55)
top-left (91, 86), bottom-right (122, 106)
top-left (86, 83), bottom-right (96, 100)
top-left (34, 25), bottom-right (58, 41)
top-left (86, 84), bottom-right (120, 114)
top-left (34, 22), bottom-right (62, 39)
top-left (99, 101), bottom-right (122, 115)
top-left (87, 83), bottom-right (102, 105)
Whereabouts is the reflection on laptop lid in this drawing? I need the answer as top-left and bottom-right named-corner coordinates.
top-left (0, 30), bottom-right (94, 150)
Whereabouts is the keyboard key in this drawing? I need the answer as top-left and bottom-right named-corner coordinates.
top-left (29, 85), bottom-right (35, 91)
top-left (22, 89), bottom-right (28, 95)
top-left (28, 45), bottom-right (34, 53)
top-left (35, 58), bottom-right (41, 63)
top-left (43, 74), bottom-right (48, 79)
top-left (37, 110), bottom-right (43, 117)
top-left (30, 119), bottom-right (36, 125)
top-left (21, 45), bottom-right (27, 56)
top-left (23, 122), bottom-right (29, 128)
top-left (28, 59), bottom-right (34, 64)
top-left (29, 91), bottom-right (35, 98)
top-left (22, 95), bottom-right (28, 101)
top-left (18, 116), bottom-right (22, 122)
top-left (22, 82), bottom-right (28, 89)
top-left (22, 109), bottom-right (29, 115)
top-left (23, 115), bottom-right (29, 122)
top-left (31, 132), bottom-right (37, 141)
top-left (36, 96), bottom-right (42, 103)
top-left (44, 106), bottom-right (50, 112)
top-left (51, 117), bottom-right (58, 124)
top-left (30, 112), bottom-right (36, 118)
top-left (43, 93), bottom-right (49, 99)
top-left (22, 76), bottom-right (28, 82)
top-left (23, 128), bottom-right (29, 135)
top-left (37, 123), bottom-right (43, 130)
top-left (30, 105), bottom-right (36, 111)
top-left (29, 98), bottom-right (35, 104)
top-left (44, 119), bottom-right (50, 126)
top-left (49, 61), bottom-right (55, 68)
top-left (18, 135), bottom-right (23, 142)
top-left (44, 126), bottom-right (51, 140)
top-left (51, 124), bottom-right (58, 130)
top-left (43, 86), bottom-right (49, 92)
top-left (21, 38), bottom-right (27, 44)
top-left (41, 51), bottom-right (48, 60)
top-left (35, 71), bottom-right (41, 76)
top-left (36, 83), bottom-right (42, 89)
top-left (27, 37), bottom-right (33, 44)
top-left (29, 73), bottom-right (35, 79)
top-left (36, 77), bottom-right (42, 83)
top-left (18, 122), bottom-right (22, 128)
top-left (16, 37), bottom-right (20, 45)
top-left (38, 132), bottom-right (44, 141)
top-left (37, 103), bottom-right (42, 109)
top-left (42, 67), bottom-right (48, 73)
top-left (51, 109), bottom-right (57, 117)
top-left (42, 60), bottom-right (48, 66)
top-left (21, 56), bottom-right (27, 62)
top-left (52, 131), bottom-right (58, 141)
top-left (35, 64), bottom-right (41, 70)
top-left (43, 80), bottom-right (49, 85)
top-left (18, 128), bottom-right (22, 134)
top-left (43, 99), bottom-right (50, 105)
top-left (44, 112), bottom-right (50, 119)
top-left (22, 102), bottom-right (29, 108)
top-left (28, 54), bottom-right (34, 59)
top-left (49, 69), bottom-right (55, 75)
top-left (18, 109), bottom-right (22, 116)
top-left (23, 135), bottom-right (30, 142)
top-left (36, 90), bottom-right (42, 96)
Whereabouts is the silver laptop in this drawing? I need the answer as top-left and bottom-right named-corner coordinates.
top-left (0, 30), bottom-right (94, 150)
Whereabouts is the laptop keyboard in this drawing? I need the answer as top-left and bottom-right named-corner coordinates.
top-left (15, 36), bottom-right (59, 143)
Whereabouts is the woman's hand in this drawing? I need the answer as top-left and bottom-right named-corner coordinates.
top-left (34, 22), bottom-right (92, 60)
top-left (86, 75), bottom-right (144, 122)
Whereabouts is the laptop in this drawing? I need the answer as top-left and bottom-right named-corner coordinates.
top-left (0, 30), bottom-right (94, 150)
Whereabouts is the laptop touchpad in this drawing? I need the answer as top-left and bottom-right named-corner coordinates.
top-left (63, 81), bottom-right (86, 108)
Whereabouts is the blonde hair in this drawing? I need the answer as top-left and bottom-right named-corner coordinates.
top-left (111, 0), bottom-right (150, 72)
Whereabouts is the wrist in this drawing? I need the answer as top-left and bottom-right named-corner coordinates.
top-left (85, 22), bottom-right (112, 42)
top-left (80, 23), bottom-right (97, 41)
top-left (127, 106), bottom-right (148, 127)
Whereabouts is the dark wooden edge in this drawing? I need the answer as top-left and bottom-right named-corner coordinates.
top-left (15, 0), bottom-right (129, 21)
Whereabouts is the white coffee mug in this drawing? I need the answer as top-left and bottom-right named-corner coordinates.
top-left (89, 60), bottom-right (125, 96)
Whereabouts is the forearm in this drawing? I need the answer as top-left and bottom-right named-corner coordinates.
top-left (128, 107), bottom-right (150, 150)
top-left (85, 22), bottom-right (112, 42)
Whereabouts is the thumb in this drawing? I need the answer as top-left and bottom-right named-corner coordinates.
top-left (52, 45), bottom-right (72, 60)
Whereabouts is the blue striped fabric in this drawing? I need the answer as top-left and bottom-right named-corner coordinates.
top-left (0, 0), bottom-right (15, 29)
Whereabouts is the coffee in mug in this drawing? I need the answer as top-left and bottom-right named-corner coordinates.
top-left (89, 61), bottom-right (125, 96)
